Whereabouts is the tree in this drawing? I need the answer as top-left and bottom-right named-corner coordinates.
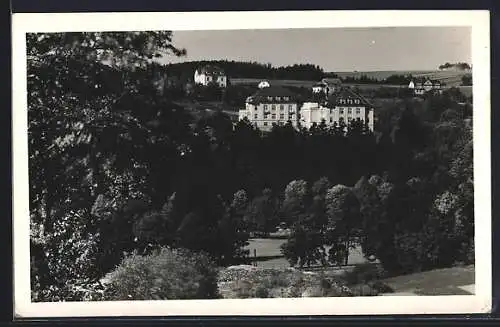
top-left (353, 176), bottom-right (383, 258)
top-left (461, 74), bottom-right (472, 86)
top-left (325, 185), bottom-right (362, 265)
top-left (244, 188), bottom-right (278, 235)
top-left (281, 180), bottom-right (309, 225)
top-left (28, 31), bottom-right (188, 300)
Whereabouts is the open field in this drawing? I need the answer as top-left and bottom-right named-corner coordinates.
top-left (231, 70), bottom-right (471, 88)
top-left (231, 78), bottom-right (317, 88)
top-left (381, 265), bottom-right (475, 295)
top-left (336, 70), bottom-right (471, 87)
top-left (245, 238), bottom-right (372, 269)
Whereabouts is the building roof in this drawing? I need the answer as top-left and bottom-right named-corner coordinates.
top-left (313, 82), bottom-right (327, 87)
top-left (322, 78), bottom-right (342, 85)
top-left (325, 87), bottom-right (373, 107)
top-left (196, 65), bottom-right (225, 76)
top-left (246, 86), bottom-right (297, 104)
top-left (411, 77), bottom-right (442, 85)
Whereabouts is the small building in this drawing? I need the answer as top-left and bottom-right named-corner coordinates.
top-left (238, 85), bottom-right (299, 132)
top-left (258, 80), bottom-right (271, 89)
top-left (194, 65), bottom-right (228, 88)
top-left (300, 87), bottom-right (375, 132)
top-left (312, 78), bottom-right (342, 96)
top-left (408, 78), bottom-right (443, 96)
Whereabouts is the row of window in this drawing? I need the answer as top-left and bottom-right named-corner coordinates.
top-left (254, 113), bottom-right (292, 120)
top-left (260, 121), bottom-right (296, 127)
top-left (338, 108), bottom-right (362, 114)
top-left (312, 117), bottom-right (364, 124)
top-left (263, 104), bottom-right (295, 111)
top-left (265, 96), bottom-right (290, 101)
top-left (338, 98), bottom-right (361, 105)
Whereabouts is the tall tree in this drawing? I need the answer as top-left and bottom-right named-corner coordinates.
top-left (28, 32), bottom-right (188, 300)
top-left (325, 185), bottom-right (362, 265)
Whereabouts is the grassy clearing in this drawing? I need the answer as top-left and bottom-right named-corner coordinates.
top-left (244, 238), bottom-right (374, 269)
top-left (381, 265), bottom-right (475, 295)
top-left (231, 71), bottom-right (471, 88)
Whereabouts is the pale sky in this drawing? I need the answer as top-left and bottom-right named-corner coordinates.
top-left (161, 27), bottom-right (471, 72)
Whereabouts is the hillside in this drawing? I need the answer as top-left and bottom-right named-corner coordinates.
top-left (334, 70), bottom-right (471, 87)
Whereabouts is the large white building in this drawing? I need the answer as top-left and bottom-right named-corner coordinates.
top-left (300, 87), bottom-right (375, 132)
top-left (194, 65), bottom-right (228, 88)
top-left (238, 85), bottom-right (299, 131)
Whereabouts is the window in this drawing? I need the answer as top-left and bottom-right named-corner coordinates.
top-left (288, 104), bottom-right (294, 111)
top-left (264, 105), bottom-right (268, 110)
top-left (284, 96), bottom-right (290, 101)
top-left (280, 114), bottom-right (284, 119)
top-left (356, 108), bottom-right (361, 114)
top-left (267, 96), bottom-right (272, 101)
top-left (280, 105), bottom-right (284, 111)
top-left (271, 105), bottom-right (276, 111)
top-left (355, 99), bottom-right (360, 104)
top-left (340, 108), bottom-right (344, 114)
top-left (348, 117), bottom-right (352, 122)
top-left (276, 96), bottom-right (281, 101)
top-left (272, 114), bottom-right (276, 119)
top-left (339, 117), bottom-right (344, 123)
top-left (263, 122), bottom-right (268, 126)
top-left (254, 114), bottom-right (258, 119)
top-left (348, 108), bottom-right (352, 114)
top-left (330, 117), bottom-right (333, 123)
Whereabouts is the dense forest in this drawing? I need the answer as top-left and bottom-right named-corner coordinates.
top-left (28, 32), bottom-right (474, 301)
top-left (164, 60), bottom-right (338, 81)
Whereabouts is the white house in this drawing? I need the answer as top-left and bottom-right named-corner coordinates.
top-left (258, 80), bottom-right (270, 89)
top-left (238, 85), bottom-right (299, 132)
top-left (300, 87), bottom-right (375, 132)
top-left (312, 78), bottom-right (342, 96)
top-left (408, 78), bottom-right (443, 96)
top-left (194, 65), bottom-right (228, 88)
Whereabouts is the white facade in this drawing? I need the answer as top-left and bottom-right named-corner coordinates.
top-left (409, 79), bottom-right (443, 96)
top-left (312, 85), bottom-right (327, 94)
top-left (300, 102), bottom-right (374, 132)
top-left (312, 78), bottom-right (342, 96)
top-left (258, 80), bottom-right (270, 89)
top-left (194, 69), bottom-right (227, 88)
top-left (238, 100), bottom-right (299, 132)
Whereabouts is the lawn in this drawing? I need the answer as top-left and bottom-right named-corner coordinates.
top-left (244, 238), bottom-right (373, 269)
top-left (381, 265), bottom-right (475, 295)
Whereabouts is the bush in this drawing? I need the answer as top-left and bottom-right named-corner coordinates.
top-left (103, 247), bottom-right (219, 300)
top-left (350, 284), bottom-right (378, 296)
top-left (342, 263), bottom-right (387, 285)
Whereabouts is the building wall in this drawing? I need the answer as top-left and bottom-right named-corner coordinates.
top-left (194, 70), bottom-right (227, 88)
top-left (238, 102), bottom-right (299, 131)
top-left (299, 103), bottom-right (374, 132)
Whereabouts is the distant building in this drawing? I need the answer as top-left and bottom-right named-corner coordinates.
top-left (300, 87), bottom-right (375, 132)
top-left (238, 85), bottom-right (299, 131)
top-left (408, 78), bottom-right (443, 96)
top-left (258, 80), bottom-right (271, 89)
top-left (312, 78), bottom-right (342, 96)
top-left (194, 65), bottom-right (228, 88)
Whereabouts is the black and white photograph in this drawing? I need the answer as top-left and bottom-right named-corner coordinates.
top-left (12, 10), bottom-right (491, 317)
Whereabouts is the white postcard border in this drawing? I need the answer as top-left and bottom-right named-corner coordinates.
top-left (12, 10), bottom-right (491, 317)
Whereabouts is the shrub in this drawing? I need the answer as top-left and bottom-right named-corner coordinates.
top-left (342, 263), bottom-right (387, 285)
top-left (103, 247), bottom-right (219, 300)
top-left (369, 280), bottom-right (394, 294)
top-left (350, 284), bottom-right (378, 296)
top-left (255, 286), bottom-right (270, 298)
